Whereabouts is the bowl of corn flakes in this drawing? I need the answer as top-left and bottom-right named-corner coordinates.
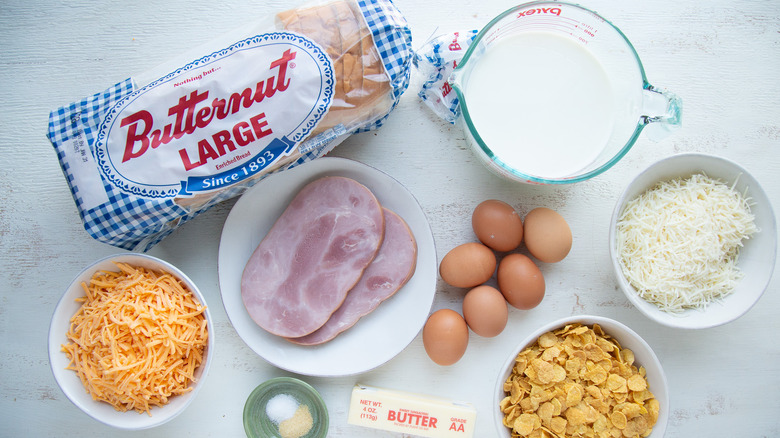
top-left (494, 315), bottom-right (669, 438)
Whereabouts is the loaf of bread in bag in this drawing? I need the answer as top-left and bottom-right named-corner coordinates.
top-left (175, 0), bottom-right (393, 210)
top-left (276, 0), bottom-right (393, 133)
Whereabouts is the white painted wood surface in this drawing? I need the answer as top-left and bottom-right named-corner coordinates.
top-left (1, 0), bottom-right (778, 436)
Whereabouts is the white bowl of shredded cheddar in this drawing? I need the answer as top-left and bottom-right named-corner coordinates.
top-left (48, 253), bottom-right (213, 430)
top-left (610, 153), bottom-right (777, 329)
top-left (494, 315), bottom-right (669, 438)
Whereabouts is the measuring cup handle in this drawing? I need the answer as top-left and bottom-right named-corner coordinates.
top-left (641, 85), bottom-right (683, 141)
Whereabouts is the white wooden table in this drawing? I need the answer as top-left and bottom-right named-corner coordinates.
top-left (1, 0), bottom-right (778, 436)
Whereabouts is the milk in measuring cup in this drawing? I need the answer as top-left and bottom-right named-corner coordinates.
top-left (464, 31), bottom-right (615, 178)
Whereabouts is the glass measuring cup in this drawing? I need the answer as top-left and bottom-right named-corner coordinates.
top-left (449, 1), bottom-right (682, 184)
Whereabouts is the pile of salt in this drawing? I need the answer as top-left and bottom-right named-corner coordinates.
top-left (266, 393), bottom-right (299, 424)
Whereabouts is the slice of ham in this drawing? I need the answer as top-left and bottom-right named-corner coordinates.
top-left (289, 207), bottom-right (417, 345)
top-left (241, 176), bottom-right (384, 338)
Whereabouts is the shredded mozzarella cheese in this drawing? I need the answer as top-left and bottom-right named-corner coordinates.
top-left (616, 173), bottom-right (758, 313)
top-left (62, 262), bottom-right (208, 415)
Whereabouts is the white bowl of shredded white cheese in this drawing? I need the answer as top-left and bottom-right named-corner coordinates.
top-left (609, 153), bottom-right (776, 329)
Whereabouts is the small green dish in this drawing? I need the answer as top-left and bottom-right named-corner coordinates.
top-left (243, 377), bottom-right (329, 438)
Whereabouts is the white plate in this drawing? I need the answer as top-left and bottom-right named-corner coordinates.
top-left (218, 157), bottom-right (437, 376)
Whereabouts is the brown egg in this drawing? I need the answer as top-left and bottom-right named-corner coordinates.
top-left (497, 253), bottom-right (545, 310)
top-left (471, 200), bottom-right (524, 252)
top-left (523, 207), bottom-right (572, 263)
top-left (439, 242), bottom-right (496, 288)
top-left (422, 309), bottom-right (469, 366)
top-left (462, 285), bottom-right (508, 337)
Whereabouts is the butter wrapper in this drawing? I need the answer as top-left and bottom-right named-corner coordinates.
top-left (348, 384), bottom-right (476, 438)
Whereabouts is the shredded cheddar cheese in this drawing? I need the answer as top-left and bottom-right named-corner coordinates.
top-left (616, 173), bottom-right (758, 313)
top-left (62, 262), bottom-right (208, 415)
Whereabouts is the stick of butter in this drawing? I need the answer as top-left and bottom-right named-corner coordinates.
top-left (347, 384), bottom-right (477, 438)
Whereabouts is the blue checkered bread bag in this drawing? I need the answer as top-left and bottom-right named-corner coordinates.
top-left (47, 0), bottom-right (412, 251)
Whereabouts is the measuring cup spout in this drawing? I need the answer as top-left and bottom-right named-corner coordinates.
top-left (448, 70), bottom-right (464, 92)
top-left (640, 85), bottom-right (683, 141)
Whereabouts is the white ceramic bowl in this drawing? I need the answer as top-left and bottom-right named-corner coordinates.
top-left (48, 253), bottom-right (214, 430)
top-left (494, 315), bottom-right (669, 438)
top-left (609, 153), bottom-right (777, 329)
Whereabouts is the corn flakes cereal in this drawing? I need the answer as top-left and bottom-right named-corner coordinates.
top-left (500, 323), bottom-right (659, 437)
top-left (627, 374), bottom-right (648, 392)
